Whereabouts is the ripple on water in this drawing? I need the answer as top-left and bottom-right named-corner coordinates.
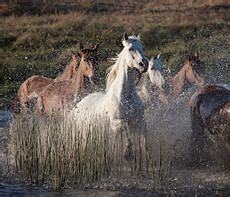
top-left (0, 111), bottom-right (13, 128)
top-left (0, 183), bottom-right (162, 197)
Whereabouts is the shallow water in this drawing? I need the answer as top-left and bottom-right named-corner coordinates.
top-left (1, 183), bottom-right (230, 197)
top-left (0, 183), bottom-right (160, 197)
top-left (0, 111), bottom-right (12, 128)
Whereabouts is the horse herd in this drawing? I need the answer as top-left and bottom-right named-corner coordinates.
top-left (15, 33), bottom-right (230, 166)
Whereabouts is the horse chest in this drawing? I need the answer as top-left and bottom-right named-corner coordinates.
top-left (120, 96), bottom-right (144, 120)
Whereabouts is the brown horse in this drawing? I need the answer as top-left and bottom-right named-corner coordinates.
top-left (189, 84), bottom-right (230, 168)
top-left (16, 52), bottom-right (77, 109)
top-left (159, 53), bottom-right (205, 103)
top-left (35, 44), bottom-right (98, 114)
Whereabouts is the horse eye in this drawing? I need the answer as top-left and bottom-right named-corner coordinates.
top-left (129, 48), bottom-right (133, 51)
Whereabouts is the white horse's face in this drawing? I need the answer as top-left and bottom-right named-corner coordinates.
top-left (148, 57), bottom-right (165, 89)
top-left (152, 54), bottom-right (165, 72)
top-left (122, 33), bottom-right (148, 73)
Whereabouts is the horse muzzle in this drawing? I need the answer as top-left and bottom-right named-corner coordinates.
top-left (139, 59), bottom-right (148, 73)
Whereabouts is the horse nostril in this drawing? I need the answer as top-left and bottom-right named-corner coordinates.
top-left (139, 62), bottom-right (144, 67)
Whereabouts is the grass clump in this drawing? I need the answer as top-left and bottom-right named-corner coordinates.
top-left (9, 112), bottom-right (173, 190)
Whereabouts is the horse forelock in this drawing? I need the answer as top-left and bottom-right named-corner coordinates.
top-left (122, 35), bottom-right (140, 47)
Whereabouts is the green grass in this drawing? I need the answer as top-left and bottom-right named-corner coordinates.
top-left (0, 14), bottom-right (230, 109)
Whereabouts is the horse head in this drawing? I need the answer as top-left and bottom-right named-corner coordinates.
top-left (152, 53), bottom-right (166, 73)
top-left (77, 43), bottom-right (99, 83)
top-left (122, 32), bottom-right (148, 73)
top-left (148, 56), bottom-right (165, 90)
top-left (184, 52), bottom-right (205, 86)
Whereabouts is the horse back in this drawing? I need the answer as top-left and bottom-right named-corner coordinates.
top-left (25, 75), bottom-right (54, 95)
top-left (190, 85), bottom-right (230, 127)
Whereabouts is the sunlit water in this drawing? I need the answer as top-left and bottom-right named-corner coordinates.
top-left (1, 183), bottom-right (229, 197)
top-left (0, 111), bottom-right (12, 128)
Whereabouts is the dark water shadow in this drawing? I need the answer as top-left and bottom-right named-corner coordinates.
top-left (0, 183), bottom-right (161, 197)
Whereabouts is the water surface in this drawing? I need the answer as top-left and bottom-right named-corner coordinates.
top-left (0, 183), bottom-right (160, 197)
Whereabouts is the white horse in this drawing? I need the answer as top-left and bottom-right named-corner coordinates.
top-left (137, 54), bottom-right (165, 104)
top-left (70, 33), bottom-right (148, 158)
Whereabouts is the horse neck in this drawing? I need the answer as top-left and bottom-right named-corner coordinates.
top-left (67, 61), bottom-right (84, 95)
top-left (139, 73), bottom-right (149, 92)
top-left (170, 65), bottom-right (187, 96)
top-left (107, 55), bottom-right (137, 100)
top-left (141, 73), bottom-right (149, 86)
top-left (56, 59), bottom-right (76, 81)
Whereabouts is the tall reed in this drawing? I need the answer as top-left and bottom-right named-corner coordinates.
top-left (10, 111), bottom-right (173, 189)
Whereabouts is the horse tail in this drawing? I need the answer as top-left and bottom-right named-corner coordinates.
top-left (16, 80), bottom-right (31, 110)
top-left (11, 82), bottom-right (28, 114)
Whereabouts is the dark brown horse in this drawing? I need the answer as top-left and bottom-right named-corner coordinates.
top-left (189, 84), bottom-right (230, 168)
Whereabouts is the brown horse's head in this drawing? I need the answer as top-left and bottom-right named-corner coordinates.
top-left (184, 52), bottom-right (205, 86)
top-left (77, 44), bottom-right (99, 81)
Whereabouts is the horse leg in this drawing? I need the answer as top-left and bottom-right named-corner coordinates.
top-left (27, 92), bottom-right (38, 110)
top-left (190, 108), bottom-right (207, 168)
top-left (126, 120), bottom-right (148, 174)
top-left (122, 123), bottom-right (133, 162)
top-left (35, 96), bottom-right (44, 114)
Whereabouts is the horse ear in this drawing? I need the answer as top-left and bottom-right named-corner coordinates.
top-left (77, 52), bottom-right (81, 60)
top-left (80, 43), bottom-right (84, 50)
top-left (137, 34), bottom-right (141, 39)
top-left (123, 32), bottom-right (129, 41)
top-left (70, 50), bottom-right (75, 56)
top-left (70, 50), bottom-right (77, 59)
top-left (94, 44), bottom-right (99, 51)
top-left (149, 57), bottom-right (155, 69)
top-left (194, 51), bottom-right (198, 58)
top-left (157, 53), bottom-right (161, 59)
top-left (185, 50), bottom-right (189, 57)
top-left (185, 50), bottom-right (191, 61)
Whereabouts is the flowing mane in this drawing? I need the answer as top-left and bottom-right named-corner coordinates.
top-left (105, 57), bottom-right (118, 91)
